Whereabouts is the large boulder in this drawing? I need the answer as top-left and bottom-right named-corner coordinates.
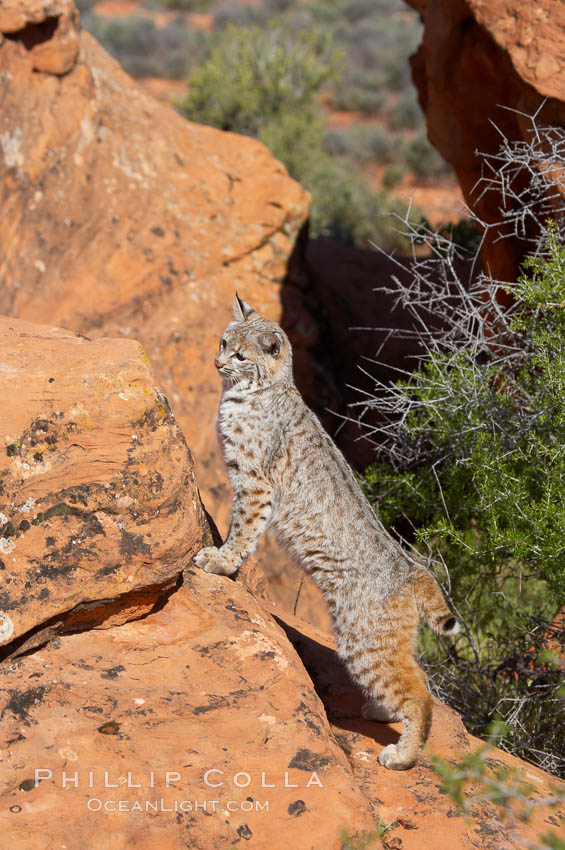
top-left (0, 316), bottom-right (210, 658)
top-left (406, 0), bottom-right (565, 281)
top-left (0, 577), bottom-right (376, 849)
top-left (1, 584), bottom-right (563, 848)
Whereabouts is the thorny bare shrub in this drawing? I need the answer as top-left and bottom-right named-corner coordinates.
top-left (353, 108), bottom-right (565, 777)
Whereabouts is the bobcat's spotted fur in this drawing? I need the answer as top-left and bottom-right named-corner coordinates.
top-left (195, 295), bottom-right (459, 770)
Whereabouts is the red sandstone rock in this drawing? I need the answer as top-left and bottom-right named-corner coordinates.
top-left (1, 581), bottom-right (562, 849)
top-left (406, 0), bottom-right (565, 281)
top-left (0, 576), bottom-right (376, 849)
top-left (0, 316), bottom-right (209, 657)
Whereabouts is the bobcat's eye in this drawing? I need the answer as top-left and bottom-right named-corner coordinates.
top-left (219, 338), bottom-right (226, 351)
top-left (234, 351), bottom-right (246, 361)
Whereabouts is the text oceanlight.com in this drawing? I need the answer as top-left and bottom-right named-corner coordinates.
top-left (86, 798), bottom-right (269, 813)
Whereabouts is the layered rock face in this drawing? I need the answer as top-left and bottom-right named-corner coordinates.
top-left (407, 0), bottom-right (565, 281)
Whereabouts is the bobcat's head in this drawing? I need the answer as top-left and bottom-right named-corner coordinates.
top-left (214, 294), bottom-right (292, 391)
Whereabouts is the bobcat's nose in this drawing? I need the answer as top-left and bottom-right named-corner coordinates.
top-left (214, 356), bottom-right (222, 370)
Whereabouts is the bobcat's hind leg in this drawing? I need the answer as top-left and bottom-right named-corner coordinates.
top-left (376, 675), bottom-right (432, 770)
top-left (345, 586), bottom-right (432, 770)
top-left (360, 657), bottom-right (431, 770)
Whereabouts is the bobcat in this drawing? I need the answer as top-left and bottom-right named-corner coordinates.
top-left (195, 294), bottom-right (460, 770)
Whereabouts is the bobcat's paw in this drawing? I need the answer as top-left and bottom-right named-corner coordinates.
top-left (378, 743), bottom-right (416, 771)
top-left (361, 700), bottom-right (399, 723)
top-left (194, 547), bottom-right (238, 576)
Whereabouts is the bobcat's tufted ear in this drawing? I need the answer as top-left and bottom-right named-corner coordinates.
top-left (258, 331), bottom-right (283, 357)
top-left (233, 293), bottom-right (255, 322)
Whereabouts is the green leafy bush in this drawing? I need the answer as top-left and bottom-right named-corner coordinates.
top-left (179, 24), bottom-right (337, 136)
top-left (404, 130), bottom-right (451, 179)
top-left (179, 23), bottom-right (419, 248)
top-left (360, 229), bottom-right (565, 773)
top-left (364, 228), bottom-right (565, 598)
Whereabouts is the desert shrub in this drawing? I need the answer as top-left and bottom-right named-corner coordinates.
top-left (258, 110), bottom-right (328, 191)
top-left (330, 78), bottom-right (387, 115)
top-left (155, 0), bottom-right (209, 10)
top-left (212, 3), bottom-right (270, 30)
top-left (382, 163), bottom-right (405, 190)
top-left (303, 157), bottom-right (414, 249)
top-left (327, 9), bottom-right (421, 113)
top-left (212, 0), bottom-right (295, 23)
top-left (179, 23), bottom-right (418, 248)
top-left (323, 125), bottom-right (397, 166)
top-left (287, 0), bottom-right (423, 116)
top-left (404, 130), bottom-right (452, 179)
top-left (322, 129), bottom-right (354, 158)
top-left (83, 13), bottom-right (208, 78)
top-left (356, 120), bottom-right (565, 775)
top-left (387, 89), bottom-right (423, 131)
top-left (264, 0), bottom-right (297, 12)
top-left (179, 24), bottom-right (337, 135)
top-left (364, 126), bottom-right (399, 162)
top-left (83, 0), bottom-right (424, 142)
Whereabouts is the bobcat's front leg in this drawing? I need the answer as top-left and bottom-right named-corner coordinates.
top-left (195, 480), bottom-right (273, 576)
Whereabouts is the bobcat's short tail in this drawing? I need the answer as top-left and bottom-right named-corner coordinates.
top-left (411, 569), bottom-right (460, 635)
